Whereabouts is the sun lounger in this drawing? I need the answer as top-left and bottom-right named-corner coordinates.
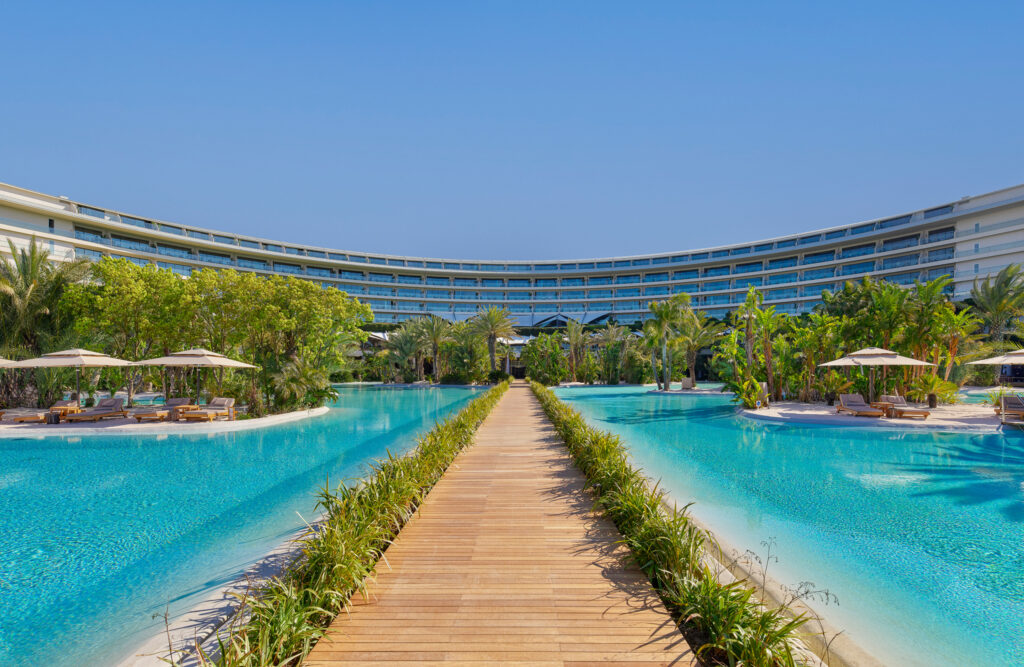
top-left (999, 395), bottom-right (1024, 420)
top-left (180, 397), bottom-right (235, 422)
top-left (837, 393), bottom-right (884, 417)
top-left (64, 398), bottom-right (128, 422)
top-left (133, 397), bottom-right (192, 422)
top-left (881, 395), bottom-right (930, 419)
top-left (14, 412), bottom-right (48, 423)
top-left (13, 399), bottom-right (80, 423)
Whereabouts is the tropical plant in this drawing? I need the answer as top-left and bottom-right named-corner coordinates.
top-left (907, 373), bottom-right (959, 406)
top-left (969, 264), bottom-right (1024, 341)
top-left (564, 318), bottom-right (588, 382)
top-left (470, 306), bottom-right (516, 372)
top-left (675, 308), bottom-right (724, 389)
top-left (416, 315), bottom-right (452, 382)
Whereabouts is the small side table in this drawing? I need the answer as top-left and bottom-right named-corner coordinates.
top-left (870, 401), bottom-right (894, 417)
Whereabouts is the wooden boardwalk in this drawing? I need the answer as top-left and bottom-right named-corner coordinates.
top-left (306, 383), bottom-right (694, 665)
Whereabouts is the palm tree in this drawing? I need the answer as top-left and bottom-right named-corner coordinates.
top-left (734, 287), bottom-right (762, 368)
top-left (417, 315), bottom-right (451, 382)
top-left (0, 238), bottom-right (89, 352)
top-left (471, 306), bottom-right (516, 372)
top-left (593, 322), bottom-right (627, 384)
top-left (386, 328), bottom-right (420, 382)
top-left (676, 309), bottom-right (724, 388)
top-left (565, 319), bottom-right (588, 382)
top-left (936, 307), bottom-right (982, 381)
top-left (647, 294), bottom-right (688, 390)
top-left (969, 264), bottom-right (1024, 342)
top-left (641, 319), bottom-right (663, 389)
top-left (754, 306), bottom-right (786, 400)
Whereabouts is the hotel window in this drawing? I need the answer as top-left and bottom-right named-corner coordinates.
top-left (927, 267), bottom-right (954, 281)
top-left (596, 261), bottom-right (613, 268)
top-left (121, 215), bottom-right (155, 229)
top-left (589, 276), bottom-right (612, 286)
top-left (341, 270), bottom-right (364, 280)
top-left (803, 267), bottom-right (835, 280)
top-left (632, 258), bottom-right (651, 266)
top-left (76, 247), bottom-right (104, 260)
top-left (825, 229), bottom-right (847, 240)
top-left (928, 247), bottom-right (954, 262)
top-left (928, 228), bottom-right (955, 243)
top-left (673, 270), bottom-right (698, 280)
top-left (424, 261), bottom-right (442, 268)
top-left (365, 299), bottom-right (390, 309)
top-left (704, 266), bottom-right (730, 277)
top-left (923, 205), bottom-right (954, 219)
top-left (615, 275), bottom-right (640, 284)
top-left (348, 255), bottom-right (367, 263)
top-left (214, 235), bottom-right (236, 245)
top-left (840, 261), bottom-right (875, 276)
top-left (767, 288), bottom-right (798, 300)
top-left (509, 304), bottom-right (532, 313)
top-left (754, 243), bottom-right (773, 252)
top-left (881, 253), bottom-right (919, 269)
top-left (589, 302), bottom-right (613, 310)
top-left (776, 239), bottom-right (797, 248)
top-left (386, 258), bottom-right (404, 266)
top-left (673, 284), bottom-right (698, 293)
top-left (368, 272), bottom-right (394, 282)
top-left (770, 256), bottom-right (798, 268)
top-left (369, 286), bottom-right (393, 296)
top-left (482, 279), bottom-right (504, 286)
top-left (733, 262), bottom-right (762, 274)
top-left (702, 280), bottom-right (730, 292)
top-left (577, 262), bottom-right (595, 269)
top-left (535, 264), bottom-right (557, 271)
top-left (644, 286), bottom-right (670, 296)
top-left (238, 239), bottom-right (260, 249)
top-left (75, 228), bottom-right (107, 244)
top-left (199, 252), bottom-right (234, 266)
top-left (560, 302), bottom-right (584, 311)
top-left (189, 231), bottom-right (211, 240)
top-left (157, 244), bottom-right (192, 259)
top-left (616, 288), bottom-right (641, 297)
top-left (307, 267), bottom-right (332, 277)
top-left (561, 290), bottom-right (585, 299)
top-left (711, 250), bottom-right (729, 258)
top-left (454, 277), bottom-right (477, 286)
top-left (157, 262), bottom-right (192, 276)
top-left (614, 260), bottom-right (631, 267)
top-left (671, 255), bottom-right (689, 262)
top-left (535, 278), bottom-right (558, 286)
top-left (369, 257), bottom-right (387, 265)
top-left (703, 294), bottom-right (730, 305)
top-left (767, 272), bottom-right (798, 285)
top-left (426, 276), bottom-right (449, 285)
top-left (508, 279), bottom-right (530, 287)
top-left (691, 252), bottom-right (710, 260)
top-left (480, 263), bottom-right (502, 271)
top-left (307, 250), bottom-right (326, 258)
top-left (78, 206), bottom-right (106, 218)
top-left (588, 289), bottom-right (612, 298)
top-left (734, 277), bottom-right (762, 288)
top-left (652, 256), bottom-right (670, 264)
top-left (535, 291), bottom-right (557, 300)
top-left (884, 272), bottom-right (920, 286)
top-left (851, 223), bottom-right (875, 235)
top-left (454, 290), bottom-right (476, 300)
top-left (426, 289), bottom-right (450, 299)
top-left (841, 244), bottom-right (875, 258)
top-left (798, 234), bottom-right (821, 245)
top-left (507, 291), bottom-right (530, 300)
top-left (882, 235), bottom-right (919, 252)
top-left (397, 275), bottom-right (423, 284)
top-left (800, 285), bottom-right (829, 297)
top-left (394, 301), bottom-right (423, 311)
top-left (643, 272), bottom-right (668, 282)
top-left (462, 263), bottom-right (479, 270)
top-left (110, 236), bottom-right (151, 252)
top-left (561, 277), bottom-right (584, 286)
top-left (614, 301), bottom-right (640, 311)
top-left (339, 284), bottom-right (365, 294)
top-left (237, 258), bottom-right (269, 270)
top-left (878, 215), bottom-right (912, 230)
top-left (730, 247), bottom-right (751, 256)
top-left (802, 250), bottom-right (834, 265)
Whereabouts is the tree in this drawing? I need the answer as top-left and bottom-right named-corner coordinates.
top-left (647, 294), bottom-right (688, 389)
top-left (936, 307), bottom-right (981, 381)
top-left (417, 315), bottom-right (452, 382)
top-left (0, 237), bottom-right (89, 353)
top-left (565, 319), bottom-right (588, 382)
top-left (675, 309), bottom-right (724, 388)
top-left (522, 332), bottom-right (569, 385)
top-left (641, 319), bottom-right (663, 389)
top-left (593, 322), bottom-right (627, 384)
top-left (471, 306), bottom-right (516, 372)
top-left (969, 264), bottom-right (1024, 342)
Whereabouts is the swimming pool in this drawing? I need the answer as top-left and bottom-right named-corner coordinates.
top-left (0, 385), bottom-right (480, 666)
top-left (554, 386), bottom-right (1024, 666)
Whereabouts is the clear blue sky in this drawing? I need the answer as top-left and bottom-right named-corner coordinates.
top-left (2, 1), bottom-right (1022, 260)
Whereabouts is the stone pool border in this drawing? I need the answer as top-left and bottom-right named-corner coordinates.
top-left (0, 406), bottom-right (329, 438)
top-left (740, 405), bottom-right (1004, 434)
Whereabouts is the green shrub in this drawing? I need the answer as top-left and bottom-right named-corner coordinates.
top-left (209, 381), bottom-right (509, 666)
top-left (487, 369), bottom-right (512, 384)
top-left (530, 381), bottom-right (805, 666)
top-left (438, 371), bottom-right (474, 385)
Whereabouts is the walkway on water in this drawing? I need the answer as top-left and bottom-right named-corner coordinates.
top-left (306, 383), bottom-right (693, 665)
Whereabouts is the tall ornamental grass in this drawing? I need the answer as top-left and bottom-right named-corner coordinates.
top-left (206, 381), bottom-right (508, 666)
top-left (531, 381), bottom-right (807, 667)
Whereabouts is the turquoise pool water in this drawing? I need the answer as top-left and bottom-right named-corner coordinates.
top-left (0, 386), bottom-right (480, 666)
top-left (554, 386), bottom-right (1024, 666)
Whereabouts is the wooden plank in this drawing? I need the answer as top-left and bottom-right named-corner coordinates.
top-left (305, 384), bottom-right (694, 665)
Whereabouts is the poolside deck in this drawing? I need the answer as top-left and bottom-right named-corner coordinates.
top-left (306, 383), bottom-right (693, 665)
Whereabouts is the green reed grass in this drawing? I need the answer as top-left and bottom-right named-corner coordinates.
top-left (203, 381), bottom-right (509, 667)
top-left (530, 381), bottom-right (807, 667)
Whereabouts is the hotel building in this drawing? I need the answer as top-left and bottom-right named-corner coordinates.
top-left (1, 181), bottom-right (1023, 326)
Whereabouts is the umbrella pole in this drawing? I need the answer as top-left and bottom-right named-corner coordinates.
top-left (869, 367), bottom-right (875, 403)
top-left (196, 368), bottom-right (201, 403)
top-left (76, 367), bottom-right (81, 406)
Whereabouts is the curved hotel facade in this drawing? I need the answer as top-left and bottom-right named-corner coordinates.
top-left (2, 181), bottom-right (1024, 326)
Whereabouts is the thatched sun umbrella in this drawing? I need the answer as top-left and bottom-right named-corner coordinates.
top-left (9, 349), bottom-right (133, 403)
top-left (819, 347), bottom-right (935, 402)
top-left (134, 349), bottom-right (256, 400)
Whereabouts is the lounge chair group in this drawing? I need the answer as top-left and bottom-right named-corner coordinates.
top-left (998, 395), bottom-right (1024, 422)
top-left (1, 396), bottom-right (238, 426)
top-left (837, 393), bottom-right (930, 419)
